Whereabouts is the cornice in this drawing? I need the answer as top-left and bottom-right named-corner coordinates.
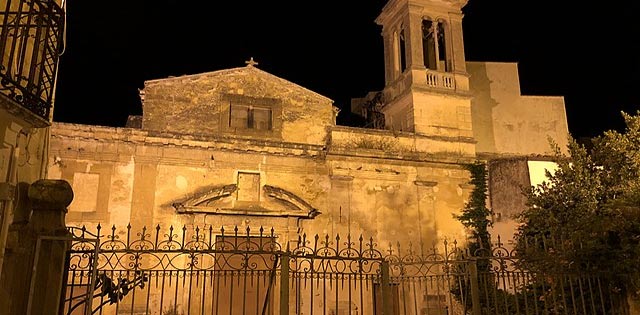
top-left (50, 123), bottom-right (326, 158)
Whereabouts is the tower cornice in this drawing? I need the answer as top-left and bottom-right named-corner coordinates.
top-left (377, 0), bottom-right (467, 25)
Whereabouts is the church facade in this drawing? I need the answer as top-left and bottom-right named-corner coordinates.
top-left (47, 0), bottom-right (568, 250)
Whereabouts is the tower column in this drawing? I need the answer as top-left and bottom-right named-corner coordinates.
top-left (382, 30), bottom-right (395, 83)
top-left (432, 21), bottom-right (441, 71)
top-left (448, 12), bottom-right (467, 74)
top-left (408, 10), bottom-right (425, 70)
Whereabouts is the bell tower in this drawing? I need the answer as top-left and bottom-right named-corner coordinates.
top-left (376, 0), bottom-right (473, 141)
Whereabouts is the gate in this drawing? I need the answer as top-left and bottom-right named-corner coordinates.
top-left (60, 225), bottom-right (627, 315)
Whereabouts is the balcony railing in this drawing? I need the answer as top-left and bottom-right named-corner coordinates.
top-left (0, 0), bottom-right (65, 121)
top-left (425, 69), bottom-right (455, 90)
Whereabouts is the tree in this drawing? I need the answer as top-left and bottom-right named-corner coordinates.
top-left (515, 111), bottom-right (640, 296)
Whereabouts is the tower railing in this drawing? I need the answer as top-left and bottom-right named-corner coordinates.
top-left (425, 69), bottom-right (456, 90)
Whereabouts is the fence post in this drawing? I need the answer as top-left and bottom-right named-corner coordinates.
top-left (0, 179), bottom-right (73, 315)
top-left (280, 252), bottom-right (289, 315)
top-left (469, 259), bottom-right (482, 315)
top-left (381, 260), bottom-right (393, 315)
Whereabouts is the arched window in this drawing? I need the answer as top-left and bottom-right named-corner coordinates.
top-left (422, 19), bottom-right (450, 72)
top-left (399, 28), bottom-right (407, 73)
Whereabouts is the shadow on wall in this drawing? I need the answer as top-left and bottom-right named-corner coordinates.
top-left (469, 63), bottom-right (498, 153)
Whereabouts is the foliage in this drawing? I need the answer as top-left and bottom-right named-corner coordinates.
top-left (515, 111), bottom-right (640, 296)
top-left (451, 161), bottom-right (495, 312)
top-left (455, 161), bottom-right (493, 256)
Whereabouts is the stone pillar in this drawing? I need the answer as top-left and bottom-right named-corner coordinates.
top-left (382, 30), bottom-right (395, 84)
top-left (408, 10), bottom-right (425, 70)
top-left (0, 179), bottom-right (73, 315)
top-left (448, 12), bottom-right (467, 75)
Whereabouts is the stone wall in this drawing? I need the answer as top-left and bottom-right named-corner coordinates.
top-left (48, 121), bottom-right (474, 251)
top-left (142, 66), bottom-right (335, 146)
top-left (47, 61), bottom-right (570, 257)
top-left (0, 96), bottom-right (52, 290)
top-left (487, 157), bottom-right (531, 246)
top-left (468, 61), bottom-right (569, 156)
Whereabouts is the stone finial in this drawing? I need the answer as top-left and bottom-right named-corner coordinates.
top-left (245, 57), bottom-right (259, 67)
top-left (27, 179), bottom-right (73, 232)
top-left (28, 179), bottom-right (73, 211)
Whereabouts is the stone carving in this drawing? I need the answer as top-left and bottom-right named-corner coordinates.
top-left (263, 185), bottom-right (320, 218)
top-left (172, 184), bottom-right (319, 219)
top-left (172, 184), bottom-right (237, 210)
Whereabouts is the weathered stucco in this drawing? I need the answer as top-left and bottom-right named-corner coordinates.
top-left (142, 66), bottom-right (334, 146)
top-left (468, 62), bottom-right (569, 156)
top-left (0, 95), bottom-right (54, 315)
top-left (0, 103), bottom-right (50, 187)
top-left (49, 115), bottom-right (473, 250)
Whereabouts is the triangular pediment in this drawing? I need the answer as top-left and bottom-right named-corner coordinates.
top-left (141, 63), bottom-right (336, 144)
top-left (145, 65), bottom-right (332, 104)
top-left (172, 184), bottom-right (320, 219)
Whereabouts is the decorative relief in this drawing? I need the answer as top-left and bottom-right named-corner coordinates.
top-left (173, 184), bottom-right (237, 209)
top-left (172, 183), bottom-right (319, 219)
top-left (263, 185), bottom-right (320, 218)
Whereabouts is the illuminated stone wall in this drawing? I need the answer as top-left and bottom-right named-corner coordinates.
top-left (48, 60), bottom-right (572, 251)
top-left (0, 102), bottom-right (51, 297)
top-left (486, 158), bottom-right (531, 244)
top-left (47, 0), bottom-right (570, 251)
top-left (48, 67), bottom-right (475, 250)
top-left (468, 61), bottom-right (569, 156)
top-left (141, 66), bottom-right (335, 146)
top-left (48, 124), bottom-right (473, 248)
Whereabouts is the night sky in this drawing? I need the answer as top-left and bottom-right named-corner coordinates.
top-left (53, 0), bottom-right (640, 139)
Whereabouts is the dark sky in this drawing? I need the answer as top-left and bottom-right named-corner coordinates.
top-left (53, 0), bottom-right (640, 139)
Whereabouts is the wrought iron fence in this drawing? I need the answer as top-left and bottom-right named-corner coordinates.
top-left (61, 225), bottom-right (629, 315)
top-left (0, 0), bottom-right (65, 120)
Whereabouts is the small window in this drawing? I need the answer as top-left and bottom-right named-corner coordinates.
top-left (229, 105), bottom-right (272, 130)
